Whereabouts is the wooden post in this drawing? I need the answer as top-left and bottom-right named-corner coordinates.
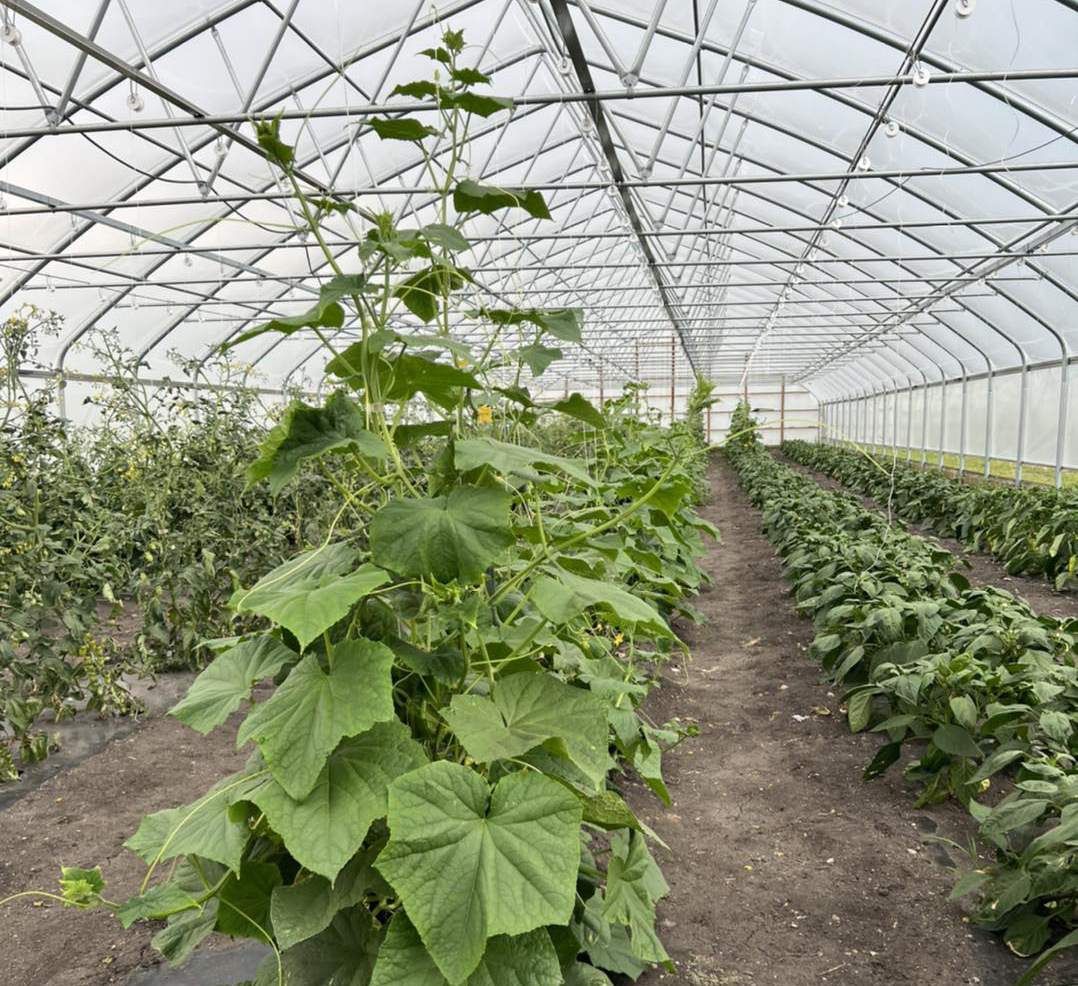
top-left (779, 374), bottom-right (786, 444)
top-left (707, 403), bottom-right (712, 443)
top-left (670, 335), bottom-right (676, 422)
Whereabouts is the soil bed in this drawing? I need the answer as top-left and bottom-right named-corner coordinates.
top-left (778, 454), bottom-right (1078, 621)
top-left (627, 455), bottom-right (1078, 986)
top-left (3, 456), bottom-right (1077, 985)
top-left (0, 697), bottom-right (253, 985)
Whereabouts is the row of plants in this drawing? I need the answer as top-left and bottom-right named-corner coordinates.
top-left (10, 34), bottom-right (720, 986)
top-left (1, 307), bottom-right (341, 779)
top-left (781, 439), bottom-right (1078, 591)
top-left (727, 433), bottom-right (1078, 984)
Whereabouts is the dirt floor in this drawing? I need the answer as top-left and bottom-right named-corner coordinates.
top-left (778, 454), bottom-right (1078, 621)
top-left (3, 455), bottom-right (1078, 985)
top-left (0, 687), bottom-right (255, 986)
top-left (627, 456), bottom-right (1078, 986)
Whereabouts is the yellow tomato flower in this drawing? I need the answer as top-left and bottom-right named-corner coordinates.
top-left (455, 357), bottom-right (470, 368)
top-left (477, 404), bottom-right (493, 425)
top-left (613, 633), bottom-right (624, 646)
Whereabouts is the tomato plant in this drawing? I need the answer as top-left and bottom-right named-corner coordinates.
top-left (0, 309), bottom-right (344, 777)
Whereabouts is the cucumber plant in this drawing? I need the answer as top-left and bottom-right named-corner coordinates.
top-left (18, 32), bottom-right (717, 986)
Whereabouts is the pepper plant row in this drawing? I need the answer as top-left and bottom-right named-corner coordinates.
top-left (781, 439), bottom-right (1078, 592)
top-left (728, 438), bottom-right (1078, 983)
top-left (18, 34), bottom-right (720, 986)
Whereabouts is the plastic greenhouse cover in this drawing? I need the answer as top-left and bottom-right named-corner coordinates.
top-left (0, 0), bottom-right (1074, 410)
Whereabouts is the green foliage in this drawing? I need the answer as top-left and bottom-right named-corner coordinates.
top-left (0, 313), bottom-right (344, 775)
top-left (35, 31), bottom-right (719, 986)
top-left (782, 439), bottom-right (1078, 591)
top-left (728, 444), bottom-right (1078, 980)
top-left (725, 400), bottom-right (761, 454)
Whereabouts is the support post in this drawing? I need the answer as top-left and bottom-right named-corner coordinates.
top-left (1016, 363), bottom-right (1029, 487)
top-left (1055, 359), bottom-right (1070, 488)
top-left (958, 371), bottom-right (969, 480)
top-left (888, 385), bottom-right (896, 463)
top-left (779, 375), bottom-right (786, 444)
top-left (938, 378), bottom-right (947, 471)
top-left (920, 383), bottom-right (928, 468)
top-left (670, 334), bottom-right (676, 423)
top-left (906, 385), bottom-right (914, 462)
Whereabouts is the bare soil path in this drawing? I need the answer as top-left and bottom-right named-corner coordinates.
top-left (0, 689), bottom-right (255, 986)
top-left (628, 455), bottom-right (1078, 986)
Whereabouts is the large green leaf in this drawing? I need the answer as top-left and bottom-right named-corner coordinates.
top-left (270, 848), bottom-right (387, 951)
top-left (563, 963), bottom-right (615, 986)
top-left (230, 544), bottom-right (389, 651)
top-left (385, 353), bottom-right (481, 409)
top-left (531, 569), bottom-right (672, 639)
top-left (376, 761), bottom-right (581, 983)
top-left (247, 392), bottom-right (387, 494)
top-left (547, 393), bottom-right (606, 428)
top-left (170, 635), bottom-right (296, 735)
top-left (237, 639), bottom-right (396, 800)
top-left (367, 118), bottom-right (441, 142)
top-left (151, 903), bottom-right (219, 966)
top-left (453, 180), bottom-right (550, 220)
top-left (365, 327), bottom-right (473, 358)
top-left (395, 264), bottom-right (471, 323)
top-left (455, 436), bottom-right (595, 488)
top-left (441, 672), bottom-right (609, 789)
top-left (370, 486), bottom-right (513, 583)
top-left (575, 790), bottom-right (644, 832)
top-left (115, 880), bottom-right (203, 929)
top-left (258, 907), bottom-right (382, 986)
top-left (403, 223), bottom-right (472, 255)
top-left (586, 921), bottom-right (648, 980)
top-left (224, 274), bottom-right (368, 349)
top-left (514, 344), bottom-right (562, 377)
top-left (932, 723), bottom-right (982, 759)
top-left (247, 720), bottom-right (427, 880)
top-left (440, 90), bottom-right (515, 119)
top-left (125, 769), bottom-right (259, 872)
top-left (370, 912), bottom-right (562, 986)
top-left (216, 860), bottom-right (281, 942)
top-left (603, 831), bottom-right (670, 964)
top-left (475, 307), bottom-right (582, 343)
top-left (614, 478), bottom-right (690, 518)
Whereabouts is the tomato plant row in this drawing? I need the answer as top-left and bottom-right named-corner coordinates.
top-left (1, 308), bottom-right (343, 778)
top-left (782, 439), bottom-right (1078, 592)
top-left (728, 439), bottom-right (1078, 983)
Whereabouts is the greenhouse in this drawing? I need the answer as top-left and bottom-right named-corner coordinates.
top-left (0, 0), bottom-right (1076, 984)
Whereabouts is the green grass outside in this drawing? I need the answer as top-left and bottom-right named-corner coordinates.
top-left (844, 444), bottom-right (1078, 490)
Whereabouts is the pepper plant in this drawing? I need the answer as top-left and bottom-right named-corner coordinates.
top-left (29, 32), bottom-right (717, 985)
top-left (727, 442), bottom-right (1078, 979)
